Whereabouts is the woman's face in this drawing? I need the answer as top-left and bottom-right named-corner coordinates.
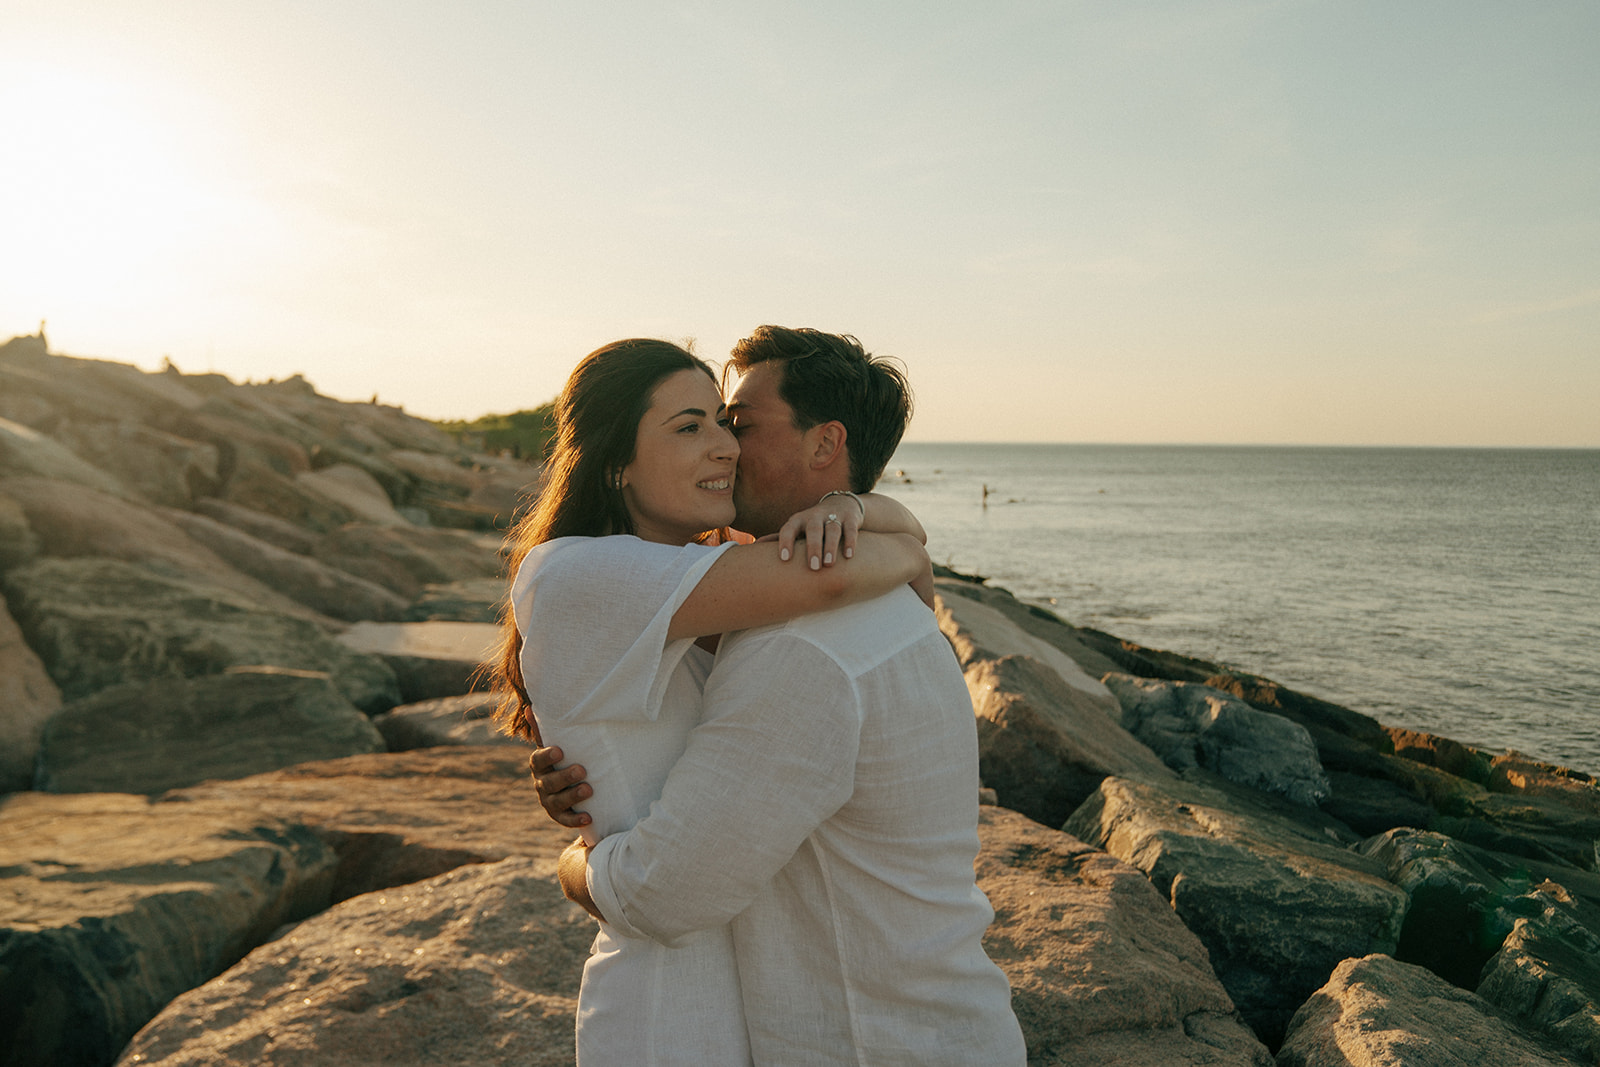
top-left (619, 367), bottom-right (739, 545)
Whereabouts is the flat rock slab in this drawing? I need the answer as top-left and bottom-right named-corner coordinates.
top-left (937, 586), bottom-right (1118, 700)
top-left (36, 670), bottom-right (387, 795)
top-left (1065, 774), bottom-right (1408, 1048)
top-left (977, 807), bottom-right (1272, 1065)
top-left (168, 747), bottom-right (569, 902)
top-left (934, 578), bottom-right (1124, 681)
top-left (310, 524), bottom-right (503, 601)
top-left (0, 791), bottom-right (338, 1067)
top-left (115, 857), bottom-right (590, 1067)
top-left (1279, 953), bottom-right (1580, 1067)
top-left (335, 621), bottom-right (501, 703)
top-left (374, 693), bottom-right (522, 750)
top-left (2, 557), bottom-right (400, 711)
top-left (163, 508), bottom-right (409, 622)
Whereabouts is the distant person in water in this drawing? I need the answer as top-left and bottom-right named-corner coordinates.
top-left (527, 326), bottom-right (1027, 1065)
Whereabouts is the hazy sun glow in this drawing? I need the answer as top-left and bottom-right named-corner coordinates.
top-left (0, 59), bottom-right (280, 344)
top-left (3, 4), bottom-right (1597, 445)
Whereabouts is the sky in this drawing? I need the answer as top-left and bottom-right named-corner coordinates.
top-left (3, 1), bottom-right (1597, 446)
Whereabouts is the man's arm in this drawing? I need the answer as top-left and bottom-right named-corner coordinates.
top-left (585, 632), bottom-right (859, 945)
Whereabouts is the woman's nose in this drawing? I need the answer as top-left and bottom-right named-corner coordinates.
top-left (712, 423), bottom-right (739, 460)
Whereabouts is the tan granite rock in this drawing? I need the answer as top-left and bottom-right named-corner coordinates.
top-left (965, 654), bottom-right (1174, 828)
top-left (0, 590), bottom-right (61, 791)
top-left (1278, 954), bottom-right (1578, 1066)
top-left (114, 857), bottom-right (589, 1067)
top-left (977, 806), bottom-right (1271, 1065)
top-left (1065, 774), bottom-right (1407, 1048)
top-left (162, 509), bottom-right (408, 622)
top-left (36, 670), bottom-right (386, 795)
top-left (0, 791), bottom-right (338, 1067)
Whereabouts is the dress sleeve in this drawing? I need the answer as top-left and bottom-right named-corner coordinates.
top-left (509, 535), bottom-right (734, 727)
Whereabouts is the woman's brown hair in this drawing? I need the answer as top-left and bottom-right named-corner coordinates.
top-left (487, 339), bottom-right (716, 740)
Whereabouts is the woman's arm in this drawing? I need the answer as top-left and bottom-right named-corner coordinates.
top-left (666, 531), bottom-right (927, 640)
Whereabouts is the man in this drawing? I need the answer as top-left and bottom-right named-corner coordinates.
top-left (534, 326), bottom-right (1025, 1064)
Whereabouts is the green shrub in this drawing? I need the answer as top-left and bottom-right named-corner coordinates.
top-left (434, 401), bottom-right (556, 460)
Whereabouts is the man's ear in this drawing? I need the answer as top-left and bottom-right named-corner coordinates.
top-left (806, 421), bottom-right (848, 472)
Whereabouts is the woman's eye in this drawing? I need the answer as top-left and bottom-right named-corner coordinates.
top-left (677, 423), bottom-right (699, 433)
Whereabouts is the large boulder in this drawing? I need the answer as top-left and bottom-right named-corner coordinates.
top-left (1, 558), bottom-right (399, 711)
top-left (936, 588), bottom-right (1171, 827)
top-left (0, 591), bottom-right (61, 791)
top-left (1278, 954), bottom-right (1578, 1067)
top-left (1356, 827), bottom-right (1600, 991)
top-left (36, 670), bottom-right (387, 795)
top-left (312, 524), bottom-right (503, 600)
top-left (0, 415), bottom-right (127, 495)
top-left (374, 693), bottom-right (521, 750)
top-left (162, 508), bottom-right (409, 622)
top-left (191, 497), bottom-right (319, 555)
top-left (0, 476), bottom-right (317, 617)
top-left (934, 577), bottom-right (1124, 681)
top-left (404, 577), bottom-right (508, 623)
top-left (295, 462), bottom-right (406, 525)
top-left (0, 489), bottom-right (38, 570)
top-left (1477, 885), bottom-right (1600, 1064)
top-left (49, 418), bottom-right (220, 507)
top-left (976, 806), bottom-right (1271, 1065)
top-left (2, 748), bottom-right (574, 1066)
top-left (1102, 673), bottom-right (1331, 807)
top-left (168, 748), bottom-right (573, 903)
top-left (386, 448), bottom-right (531, 530)
top-left (964, 654), bottom-right (1174, 828)
top-left (937, 584), bottom-right (1120, 701)
top-left (217, 458), bottom-right (366, 532)
top-left (334, 621), bottom-right (500, 704)
top-left (1434, 789), bottom-right (1600, 875)
top-left (114, 858), bottom-right (590, 1067)
top-left (1064, 774), bottom-right (1408, 1048)
top-left (0, 791), bottom-right (338, 1067)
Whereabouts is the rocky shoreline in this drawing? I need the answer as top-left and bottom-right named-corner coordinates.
top-left (3, 333), bottom-right (1597, 1066)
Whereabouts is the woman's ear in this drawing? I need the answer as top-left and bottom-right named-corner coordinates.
top-left (806, 421), bottom-right (847, 472)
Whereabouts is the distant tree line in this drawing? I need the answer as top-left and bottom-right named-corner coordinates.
top-left (433, 401), bottom-right (556, 461)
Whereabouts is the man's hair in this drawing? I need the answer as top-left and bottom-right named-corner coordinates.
top-left (727, 326), bottom-right (912, 492)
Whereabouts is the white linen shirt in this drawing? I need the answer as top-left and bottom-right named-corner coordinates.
top-left (512, 534), bottom-right (751, 1067)
top-left (587, 585), bottom-right (1026, 1066)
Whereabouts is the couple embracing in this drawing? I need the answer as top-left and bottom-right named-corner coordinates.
top-left (492, 326), bottom-right (1025, 1065)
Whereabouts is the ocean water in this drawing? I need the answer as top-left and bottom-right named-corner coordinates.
top-left (885, 443), bottom-right (1600, 776)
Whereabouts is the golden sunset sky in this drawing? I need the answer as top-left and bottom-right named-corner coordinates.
top-left (4, 2), bottom-right (1597, 445)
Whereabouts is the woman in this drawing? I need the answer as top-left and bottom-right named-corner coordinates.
top-left (489, 338), bottom-right (928, 1065)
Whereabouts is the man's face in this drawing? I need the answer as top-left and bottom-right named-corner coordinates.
top-left (725, 361), bottom-right (815, 537)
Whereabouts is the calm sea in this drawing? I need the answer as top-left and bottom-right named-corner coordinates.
top-left (886, 443), bottom-right (1600, 776)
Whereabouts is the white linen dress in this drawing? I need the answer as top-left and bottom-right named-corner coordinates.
top-left (510, 534), bottom-right (750, 1067)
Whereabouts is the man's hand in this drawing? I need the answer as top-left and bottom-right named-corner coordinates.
top-left (558, 837), bottom-right (605, 921)
top-left (529, 746), bottom-right (592, 829)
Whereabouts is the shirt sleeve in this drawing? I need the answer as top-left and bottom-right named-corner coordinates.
top-left (586, 628), bottom-right (861, 945)
top-left (510, 535), bottom-right (734, 728)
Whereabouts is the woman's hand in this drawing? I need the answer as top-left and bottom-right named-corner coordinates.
top-left (773, 492), bottom-right (866, 570)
